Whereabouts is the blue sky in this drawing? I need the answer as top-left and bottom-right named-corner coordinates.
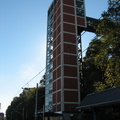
top-left (0, 0), bottom-right (107, 114)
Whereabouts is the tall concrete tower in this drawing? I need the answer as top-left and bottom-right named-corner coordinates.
top-left (45, 0), bottom-right (97, 119)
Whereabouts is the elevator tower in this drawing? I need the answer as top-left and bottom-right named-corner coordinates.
top-left (45, 0), bottom-right (98, 117)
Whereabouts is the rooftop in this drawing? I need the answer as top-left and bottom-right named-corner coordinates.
top-left (77, 86), bottom-right (120, 109)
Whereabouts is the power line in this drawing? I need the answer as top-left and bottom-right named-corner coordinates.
top-left (2, 67), bottom-right (46, 111)
top-left (19, 67), bottom-right (46, 93)
top-left (22, 67), bottom-right (46, 88)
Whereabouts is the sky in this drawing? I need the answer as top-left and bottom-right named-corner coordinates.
top-left (0, 0), bottom-right (108, 114)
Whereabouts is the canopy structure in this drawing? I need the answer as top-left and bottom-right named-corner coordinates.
top-left (37, 109), bottom-right (62, 117)
top-left (42, 112), bottom-right (62, 117)
top-left (77, 86), bottom-right (120, 110)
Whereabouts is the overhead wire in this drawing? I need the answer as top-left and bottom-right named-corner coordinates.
top-left (2, 67), bottom-right (46, 112)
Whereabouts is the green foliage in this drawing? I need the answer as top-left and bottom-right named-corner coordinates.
top-left (40, 74), bottom-right (46, 87)
top-left (26, 88), bottom-right (35, 100)
top-left (94, 81), bottom-right (106, 92)
top-left (81, 38), bottom-right (105, 98)
top-left (102, 0), bottom-right (120, 22)
top-left (6, 87), bottom-right (45, 120)
top-left (82, 0), bottom-right (120, 94)
top-left (94, 18), bottom-right (120, 90)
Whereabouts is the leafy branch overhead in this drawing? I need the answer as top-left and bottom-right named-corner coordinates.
top-left (82, 0), bottom-right (120, 95)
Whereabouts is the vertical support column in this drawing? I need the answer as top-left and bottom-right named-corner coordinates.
top-left (78, 33), bottom-right (84, 101)
top-left (78, 34), bottom-right (83, 81)
top-left (61, 0), bottom-right (64, 112)
top-left (75, 0), bottom-right (81, 104)
top-left (43, 105), bottom-right (45, 120)
top-left (22, 107), bottom-right (25, 120)
top-left (93, 110), bottom-right (96, 120)
top-left (35, 83), bottom-right (38, 120)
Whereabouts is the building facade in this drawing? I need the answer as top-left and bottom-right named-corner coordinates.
top-left (45, 0), bottom-right (87, 116)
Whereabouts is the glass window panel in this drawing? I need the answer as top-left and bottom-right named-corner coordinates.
top-left (45, 97), bottom-right (49, 106)
top-left (50, 54), bottom-right (53, 59)
top-left (50, 84), bottom-right (52, 90)
top-left (76, 0), bottom-right (84, 9)
top-left (45, 87), bottom-right (49, 94)
top-left (51, 36), bottom-right (53, 41)
top-left (50, 46), bottom-right (53, 50)
top-left (76, 8), bottom-right (85, 17)
top-left (50, 64), bottom-right (53, 69)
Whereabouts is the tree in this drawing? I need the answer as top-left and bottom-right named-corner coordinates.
top-left (94, 17), bottom-right (120, 91)
top-left (102, 0), bottom-right (120, 23)
top-left (6, 86), bottom-right (45, 120)
top-left (94, 0), bottom-right (120, 91)
top-left (81, 38), bottom-right (105, 99)
top-left (82, 0), bottom-right (120, 93)
top-left (40, 74), bottom-right (46, 87)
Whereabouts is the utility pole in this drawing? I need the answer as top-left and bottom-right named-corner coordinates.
top-left (22, 107), bottom-right (24, 120)
top-left (35, 83), bottom-right (38, 120)
top-left (43, 105), bottom-right (45, 120)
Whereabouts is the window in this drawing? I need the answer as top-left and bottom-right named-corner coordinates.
top-left (76, 0), bottom-right (85, 17)
top-left (45, 85), bottom-right (49, 94)
top-left (76, 8), bottom-right (84, 17)
top-left (76, 0), bottom-right (84, 9)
